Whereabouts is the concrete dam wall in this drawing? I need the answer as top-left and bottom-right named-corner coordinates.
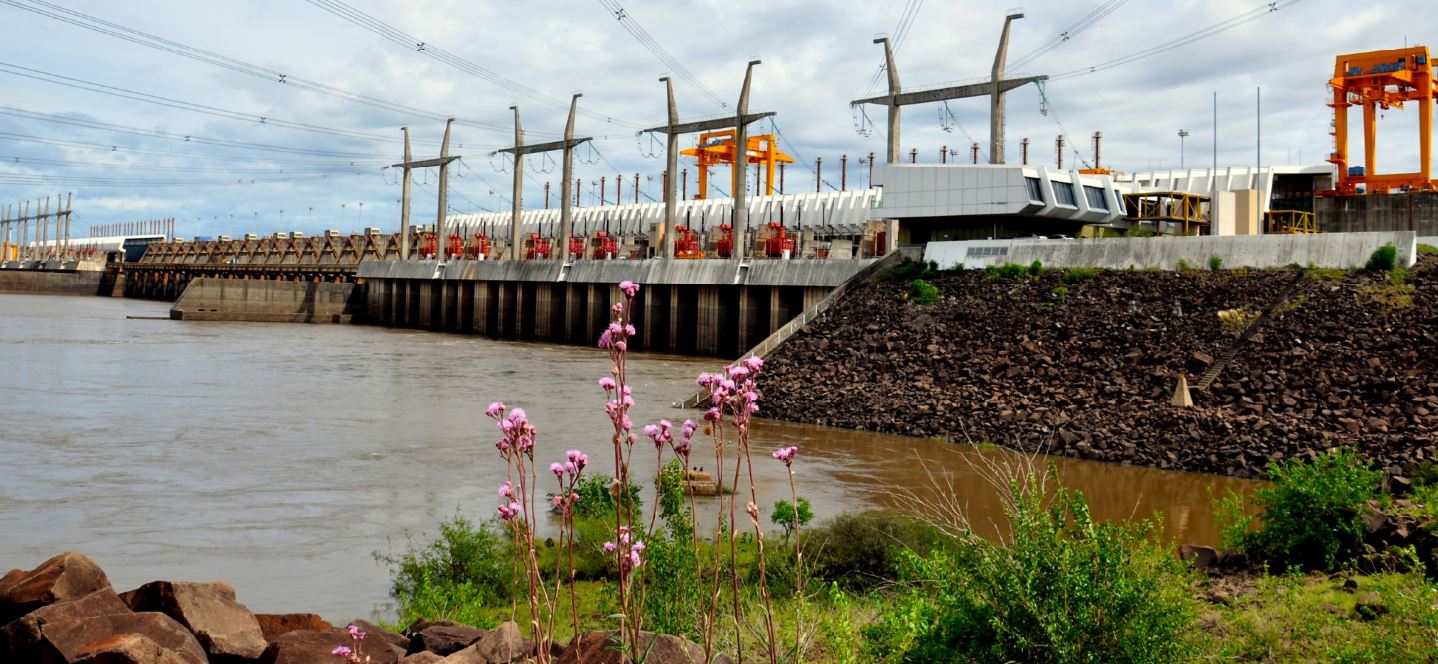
top-left (170, 278), bottom-right (365, 324)
top-left (0, 269), bottom-right (106, 296)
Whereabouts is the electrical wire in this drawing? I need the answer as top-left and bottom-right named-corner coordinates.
top-left (860, 0), bottom-right (924, 98)
top-left (0, 0), bottom-right (528, 137)
top-left (0, 61), bottom-right (428, 146)
top-left (304, 0), bottom-right (644, 130)
top-left (1048, 0), bottom-right (1306, 81)
top-left (0, 153), bottom-right (372, 175)
top-left (594, 0), bottom-right (726, 110)
top-left (0, 129), bottom-right (390, 166)
top-left (1008, 0), bottom-right (1131, 71)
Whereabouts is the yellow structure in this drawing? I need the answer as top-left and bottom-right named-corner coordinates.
top-left (1122, 191), bottom-right (1210, 235)
top-left (1264, 210), bottom-right (1319, 234)
top-left (681, 130), bottom-right (794, 199)
top-left (1328, 46), bottom-right (1435, 194)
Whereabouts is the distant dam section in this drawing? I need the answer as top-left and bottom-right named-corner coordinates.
top-left (170, 278), bottom-right (364, 324)
top-left (356, 258), bottom-right (884, 357)
top-left (0, 266), bottom-right (107, 296)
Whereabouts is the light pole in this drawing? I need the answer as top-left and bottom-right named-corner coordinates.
top-left (357, 202), bottom-right (364, 233)
top-left (340, 203), bottom-right (347, 229)
top-left (1178, 129), bottom-right (1190, 170)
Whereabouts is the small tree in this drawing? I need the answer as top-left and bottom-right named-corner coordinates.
top-left (771, 497), bottom-right (813, 542)
top-left (1366, 243), bottom-right (1398, 271)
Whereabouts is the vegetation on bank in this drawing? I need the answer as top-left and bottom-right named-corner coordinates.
top-left (378, 448), bottom-right (1438, 662)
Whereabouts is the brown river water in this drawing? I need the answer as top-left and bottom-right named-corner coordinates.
top-left (0, 294), bottom-right (1258, 621)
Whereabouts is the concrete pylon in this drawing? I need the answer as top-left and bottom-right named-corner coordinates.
top-left (1171, 373), bottom-right (1194, 408)
top-left (876, 37), bottom-right (902, 164)
top-left (509, 106), bottom-right (524, 260)
top-left (558, 94), bottom-right (581, 263)
top-left (990, 12), bottom-right (1024, 165)
top-left (660, 76), bottom-right (679, 260)
top-left (733, 59), bottom-right (761, 263)
top-left (435, 118), bottom-right (454, 261)
top-left (400, 127), bottom-right (412, 259)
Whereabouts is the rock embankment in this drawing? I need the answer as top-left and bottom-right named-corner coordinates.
top-left (0, 552), bottom-right (720, 664)
top-left (759, 260), bottom-right (1438, 478)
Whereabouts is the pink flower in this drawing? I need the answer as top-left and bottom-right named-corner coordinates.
top-left (566, 449), bottom-right (588, 469)
top-left (702, 407), bottom-right (720, 422)
top-left (598, 376), bottom-right (616, 391)
top-left (346, 624), bottom-right (366, 640)
top-left (551, 495), bottom-right (563, 508)
top-left (485, 402), bottom-right (505, 418)
top-left (550, 462), bottom-right (566, 478)
top-left (331, 645), bottom-right (353, 658)
top-left (615, 340), bottom-right (627, 352)
top-left (498, 481), bottom-right (513, 498)
top-left (603, 541), bottom-right (618, 553)
top-left (681, 420), bottom-right (697, 437)
top-left (611, 302), bottom-right (624, 315)
top-left (618, 280), bottom-right (639, 297)
top-left (498, 502), bottom-right (522, 521)
top-left (624, 324), bottom-right (637, 336)
top-left (742, 356), bottom-right (764, 372)
top-left (772, 445), bottom-right (798, 466)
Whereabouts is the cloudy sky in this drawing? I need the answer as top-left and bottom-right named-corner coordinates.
top-left (0, 0), bottom-right (1427, 237)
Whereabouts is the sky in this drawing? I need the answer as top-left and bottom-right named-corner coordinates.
top-left (0, 0), bottom-right (1430, 238)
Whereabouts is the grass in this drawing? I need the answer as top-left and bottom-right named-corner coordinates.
top-left (1304, 267), bottom-right (1349, 283)
top-left (1201, 572), bottom-right (1438, 662)
top-left (1419, 243), bottom-right (1438, 257)
top-left (1359, 283), bottom-right (1415, 311)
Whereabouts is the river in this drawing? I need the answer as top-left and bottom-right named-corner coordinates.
top-left (0, 293), bottom-right (1258, 621)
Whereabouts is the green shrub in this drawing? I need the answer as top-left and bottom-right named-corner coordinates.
top-left (572, 473), bottom-right (640, 519)
top-left (908, 279), bottom-right (940, 305)
top-left (771, 496), bottom-right (813, 542)
top-left (886, 259), bottom-right (938, 281)
top-left (1366, 243), bottom-right (1398, 271)
top-left (1062, 267), bottom-right (1098, 284)
top-left (1027, 260), bottom-right (1044, 277)
top-left (866, 478), bottom-right (1198, 663)
top-left (1217, 448), bottom-right (1381, 572)
top-left (1177, 259), bottom-right (1193, 271)
top-left (1208, 255), bottom-right (1223, 271)
top-left (997, 262), bottom-right (1028, 279)
top-left (1124, 227), bottom-right (1156, 237)
top-left (374, 514), bottom-right (516, 626)
top-left (804, 511), bottom-right (946, 591)
top-left (1051, 285), bottom-right (1069, 302)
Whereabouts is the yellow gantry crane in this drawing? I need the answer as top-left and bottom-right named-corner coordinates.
top-left (1327, 46), bottom-right (1436, 195)
top-left (681, 130), bottom-right (794, 199)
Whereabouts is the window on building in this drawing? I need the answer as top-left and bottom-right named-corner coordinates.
top-left (1053, 181), bottom-right (1077, 207)
top-left (1084, 185), bottom-right (1110, 211)
top-left (1024, 177), bottom-right (1044, 203)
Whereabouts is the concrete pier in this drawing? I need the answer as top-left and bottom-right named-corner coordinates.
top-left (358, 259), bottom-right (876, 357)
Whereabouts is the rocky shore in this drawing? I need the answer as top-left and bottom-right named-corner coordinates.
top-left (758, 258), bottom-right (1438, 479)
top-left (0, 552), bottom-right (717, 663)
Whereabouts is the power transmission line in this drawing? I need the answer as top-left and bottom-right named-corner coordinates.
top-left (0, 106), bottom-right (400, 159)
top-left (0, 60), bottom-right (430, 145)
top-left (0, 129), bottom-right (389, 166)
top-left (0, 0), bottom-right (535, 136)
top-left (304, 0), bottom-right (644, 130)
top-left (1008, 0), bottom-right (1131, 71)
top-left (594, 0), bottom-right (726, 110)
top-left (860, 0), bottom-right (925, 98)
top-left (1048, 0), bottom-right (1306, 81)
top-left (0, 153), bottom-right (372, 175)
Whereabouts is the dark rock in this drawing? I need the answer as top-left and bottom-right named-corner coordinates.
top-left (120, 580), bottom-right (267, 659)
top-left (0, 552), bottom-right (112, 625)
top-left (71, 633), bottom-right (191, 664)
top-left (348, 619), bottom-right (409, 654)
top-left (1178, 544), bottom-right (1220, 571)
top-left (555, 631), bottom-right (733, 664)
top-left (1341, 577), bottom-right (1359, 593)
top-left (1, 587), bottom-right (131, 661)
top-left (262, 627), bottom-right (399, 664)
top-left (406, 623), bottom-right (484, 656)
top-left (37, 611), bottom-right (208, 664)
top-left (1354, 591), bottom-right (1387, 620)
top-left (402, 653), bottom-right (444, 664)
top-left (436, 622), bottom-right (526, 663)
top-left (256, 613), bottom-right (335, 642)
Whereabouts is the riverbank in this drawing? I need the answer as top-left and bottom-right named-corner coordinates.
top-left (759, 254), bottom-right (1438, 479)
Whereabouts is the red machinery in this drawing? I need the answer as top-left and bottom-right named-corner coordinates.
top-left (469, 233), bottom-right (491, 259)
top-left (445, 233), bottom-right (464, 259)
top-left (416, 233), bottom-right (437, 258)
top-left (715, 224), bottom-right (734, 258)
top-left (763, 222), bottom-right (795, 258)
top-left (673, 226), bottom-right (704, 259)
top-left (591, 231), bottom-right (619, 260)
top-left (525, 233), bottom-right (552, 260)
top-left (568, 235), bottom-right (587, 260)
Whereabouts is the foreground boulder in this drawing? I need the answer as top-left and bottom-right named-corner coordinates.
top-left (405, 622), bottom-right (485, 657)
top-left (352, 619), bottom-right (410, 654)
top-left (72, 633), bottom-right (192, 664)
top-left (556, 631), bottom-right (732, 664)
top-left (0, 552), bottom-right (112, 625)
top-left (262, 627), bottom-right (399, 664)
top-left (1, 587), bottom-right (131, 661)
top-left (120, 580), bottom-right (267, 660)
top-left (256, 613), bottom-right (335, 642)
top-left (36, 612), bottom-right (208, 664)
top-left (436, 622), bottom-right (526, 663)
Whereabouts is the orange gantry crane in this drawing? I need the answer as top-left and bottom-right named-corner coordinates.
top-left (681, 130), bottom-right (794, 199)
top-left (1327, 46), bottom-right (1435, 195)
